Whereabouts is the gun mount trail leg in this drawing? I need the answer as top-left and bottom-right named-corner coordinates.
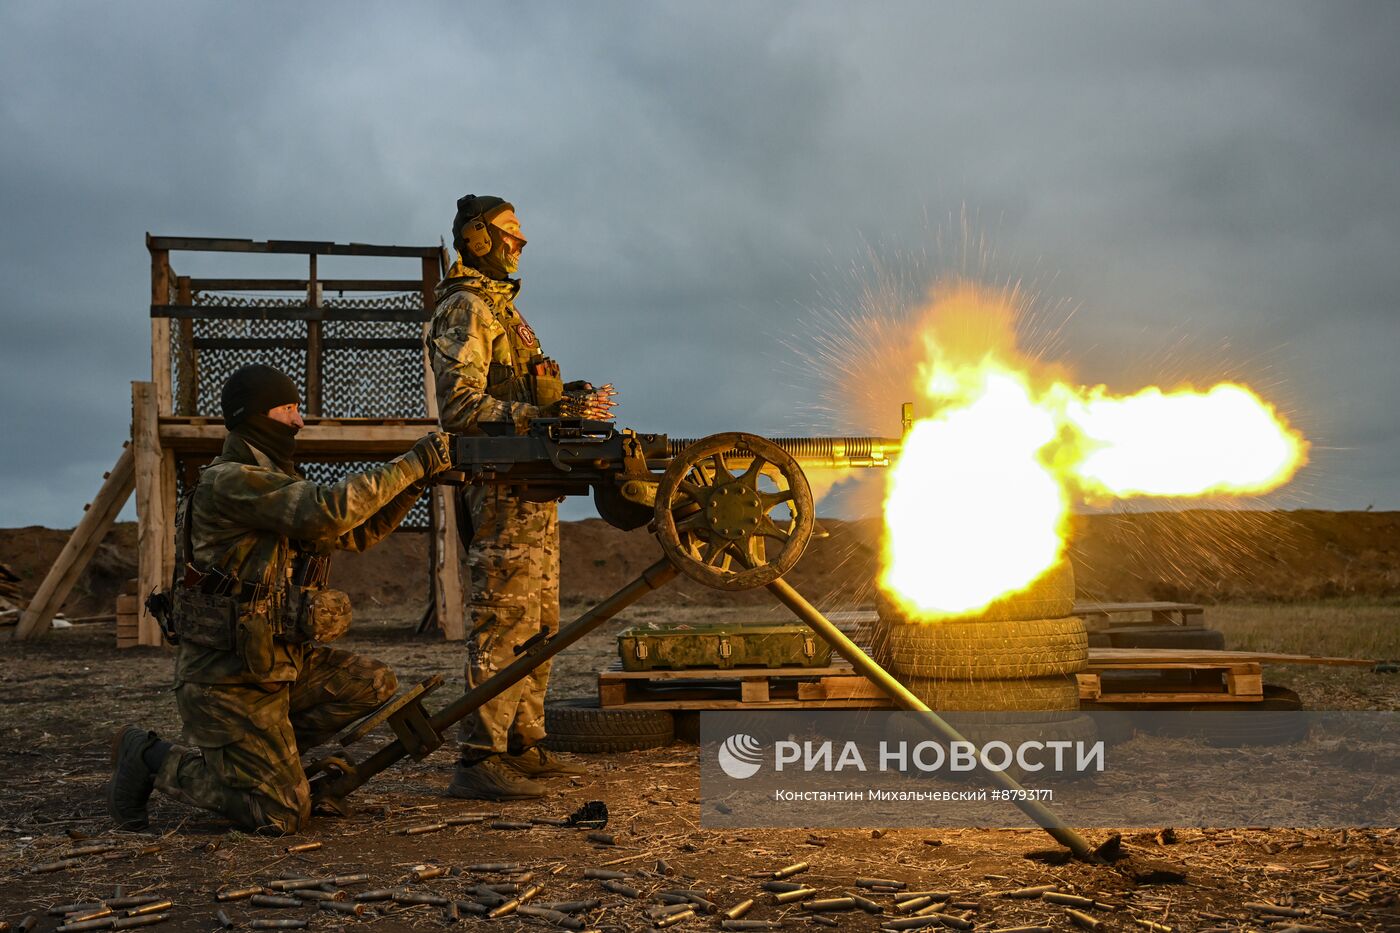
top-left (310, 558), bottom-right (680, 807)
top-left (765, 577), bottom-right (1099, 862)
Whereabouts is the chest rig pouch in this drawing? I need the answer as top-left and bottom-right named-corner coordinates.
top-left (280, 552), bottom-right (352, 644)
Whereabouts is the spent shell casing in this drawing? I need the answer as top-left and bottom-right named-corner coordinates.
top-left (530, 817), bottom-right (571, 827)
top-left (216, 886), bottom-right (263, 902)
top-left (332, 873), bottom-right (371, 886)
top-left (519, 883), bottom-right (545, 902)
top-left (35, 859), bottom-right (83, 874)
top-left (446, 814), bottom-right (491, 826)
top-left (652, 909), bottom-right (694, 928)
top-left (999, 885), bottom-right (1057, 899)
top-left (880, 918), bottom-right (944, 931)
top-left (249, 922), bottom-right (306, 931)
top-left (68, 902), bottom-right (114, 918)
top-left (411, 865), bottom-right (449, 882)
top-left (468, 862), bottom-right (522, 872)
top-left (913, 902), bottom-right (951, 917)
top-left (106, 898), bottom-right (165, 910)
top-left (393, 892), bottom-right (449, 906)
top-left (64, 843), bottom-right (121, 858)
top-left (1043, 893), bottom-right (1097, 909)
top-left (989, 928), bottom-right (1055, 933)
top-left (354, 889), bottom-right (395, 902)
top-left (250, 895), bottom-right (302, 908)
top-left (856, 878), bottom-right (906, 890)
top-left (402, 822), bottom-right (447, 836)
top-left (586, 832), bottom-right (615, 846)
top-left (469, 889), bottom-right (508, 907)
top-left (1066, 909), bottom-right (1104, 931)
top-left (655, 859), bottom-right (674, 876)
top-left (54, 919), bottom-right (114, 933)
top-left (51, 905), bottom-right (105, 917)
top-left (1130, 921), bottom-right (1173, 933)
top-left (845, 892), bottom-right (883, 914)
top-left (658, 888), bottom-right (708, 900)
top-left (645, 904), bottom-right (694, 920)
top-left (215, 911), bottom-right (233, 930)
top-left (284, 841), bottom-right (322, 853)
top-left (319, 901), bottom-right (366, 917)
top-left (480, 882), bottom-right (519, 894)
top-left (772, 861), bottom-right (809, 879)
top-left (111, 917), bottom-right (169, 931)
top-left (803, 897), bottom-right (858, 913)
top-left (722, 898), bottom-right (754, 920)
top-left (292, 889), bottom-right (343, 902)
top-left (455, 900), bottom-right (489, 916)
top-left (656, 894), bottom-right (690, 906)
top-left (721, 922), bottom-right (782, 931)
top-left (762, 881), bottom-right (805, 893)
top-left (517, 906), bottom-right (584, 929)
top-left (271, 878), bottom-right (331, 892)
top-left (18, 917), bottom-right (39, 933)
top-left (487, 898), bottom-right (521, 919)
top-left (443, 901), bottom-right (460, 923)
top-left (600, 880), bottom-right (640, 898)
top-left (810, 918), bottom-right (839, 929)
top-left (489, 820), bottom-right (533, 830)
top-left (894, 897), bottom-right (933, 914)
top-left (774, 887), bottom-right (818, 904)
top-left (896, 891), bottom-right (953, 904)
top-left (539, 900), bottom-right (602, 914)
top-left (918, 913), bottom-right (973, 930)
top-left (125, 902), bottom-right (173, 917)
top-left (688, 897), bottom-right (719, 914)
top-left (583, 868), bottom-right (628, 880)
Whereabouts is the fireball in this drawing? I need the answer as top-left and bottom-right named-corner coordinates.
top-left (879, 282), bottom-right (1308, 622)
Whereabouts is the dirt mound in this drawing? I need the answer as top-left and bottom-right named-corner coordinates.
top-left (3, 510), bottom-right (1397, 619)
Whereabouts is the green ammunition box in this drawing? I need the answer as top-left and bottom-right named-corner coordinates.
top-left (617, 622), bottom-right (831, 671)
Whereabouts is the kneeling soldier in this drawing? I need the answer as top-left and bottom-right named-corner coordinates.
top-left (108, 364), bottom-right (454, 834)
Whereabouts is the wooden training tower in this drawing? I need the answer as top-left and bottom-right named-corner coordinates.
top-left (15, 235), bottom-right (467, 645)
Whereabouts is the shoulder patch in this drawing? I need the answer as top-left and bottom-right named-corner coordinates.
top-left (514, 322), bottom-right (538, 347)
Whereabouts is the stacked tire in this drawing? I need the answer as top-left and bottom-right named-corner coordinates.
top-left (875, 560), bottom-right (1101, 777)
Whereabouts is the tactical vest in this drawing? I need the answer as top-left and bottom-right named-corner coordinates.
top-left (165, 470), bottom-right (347, 676)
top-left (478, 288), bottom-right (563, 411)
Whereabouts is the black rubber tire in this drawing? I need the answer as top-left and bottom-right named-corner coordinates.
top-left (542, 699), bottom-right (674, 753)
top-left (876, 616), bottom-right (1089, 680)
top-left (1132, 686), bottom-right (1308, 747)
top-left (878, 560), bottom-right (1076, 625)
top-left (897, 674), bottom-right (1081, 716)
top-left (1107, 626), bottom-right (1226, 650)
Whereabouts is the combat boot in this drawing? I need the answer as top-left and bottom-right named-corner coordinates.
top-left (108, 725), bottom-right (158, 830)
top-left (447, 757), bottom-right (547, 801)
top-left (502, 746), bottom-right (588, 778)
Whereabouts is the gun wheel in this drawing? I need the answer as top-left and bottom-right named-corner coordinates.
top-left (654, 432), bottom-right (815, 590)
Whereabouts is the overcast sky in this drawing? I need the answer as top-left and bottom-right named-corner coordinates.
top-left (2, 1), bottom-right (1398, 528)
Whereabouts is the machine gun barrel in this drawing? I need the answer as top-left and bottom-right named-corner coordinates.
top-left (668, 435), bottom-right (902, 469)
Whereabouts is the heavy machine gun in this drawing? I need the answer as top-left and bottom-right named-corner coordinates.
top-left (308, 414), bottom-right (1100, 860)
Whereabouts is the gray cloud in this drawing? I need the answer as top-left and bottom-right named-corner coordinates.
top-left (1, 0), bottom-right (1397, 529)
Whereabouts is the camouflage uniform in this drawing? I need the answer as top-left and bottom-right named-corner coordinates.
top-left (429, 259), bottom-right (561, 762)
top-left (155, 432), bottom-right (429, 833)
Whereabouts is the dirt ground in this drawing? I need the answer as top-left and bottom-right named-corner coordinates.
top-left (2, 592), bottom-right (1399, 932)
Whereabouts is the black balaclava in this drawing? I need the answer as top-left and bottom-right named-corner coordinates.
top-left (221, 364), bottom-right (300, 472)
top-left (452, 193), bottom-right (520, 281)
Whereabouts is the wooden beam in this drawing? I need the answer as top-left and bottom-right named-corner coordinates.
top-left (175, 276), bottom-right (197, 415)
top-left (192, 338), bottom-right (421, 352)
top-left (421, 321), bottom-right (464, 641)
top-left (305, 255), bottom-right (322, 418)
top-left (159, 419), bottom-right (430, 456)
top-left (188, 278), bottom-right (425, 292)
top-left (149, 247), bottom-right (173, 413)
top-left (14, 446), bottom-right (135, 640)
top-left (133, 382), bottom-right (171, 647)
top-left (147, 236), bottom-right (439, 258)
top-left (152, 304), bottom-right (431, 323)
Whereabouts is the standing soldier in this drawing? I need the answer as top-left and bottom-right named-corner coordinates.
top-left (108, 364), bottom-right (454, 833)
top-left (429, 194), bottom-right (615, 800)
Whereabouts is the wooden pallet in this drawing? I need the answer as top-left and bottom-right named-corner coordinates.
top-left (595, 648), bottom-right (1375, 710)
top-left (597, 663), bottom-right (889, 710)
top-left (1074, 601), bottom-right (1205, 632)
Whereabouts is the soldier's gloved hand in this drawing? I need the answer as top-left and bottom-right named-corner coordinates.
top-left (558, 382), bottom-right (618, 420)
top-left (408, 431), bottom-right (453, 476)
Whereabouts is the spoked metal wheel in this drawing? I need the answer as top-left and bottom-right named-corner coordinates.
top-left (653, 432), bottom-right (815, 590)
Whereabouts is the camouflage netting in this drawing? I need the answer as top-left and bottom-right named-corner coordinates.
top-left (171, 291), bottom-right (431, 529)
